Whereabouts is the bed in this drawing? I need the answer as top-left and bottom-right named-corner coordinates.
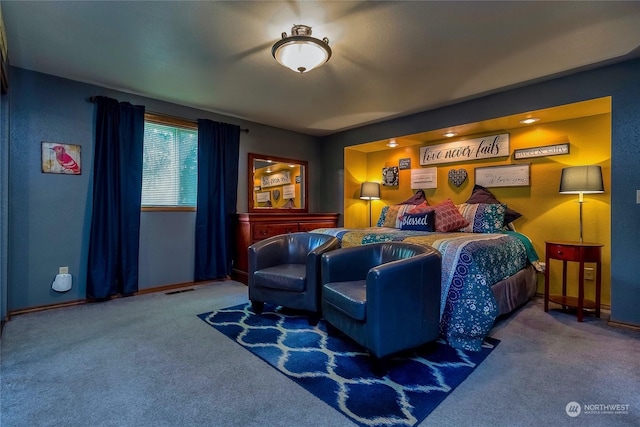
top-left (311, 225), bottom-right (540, 351)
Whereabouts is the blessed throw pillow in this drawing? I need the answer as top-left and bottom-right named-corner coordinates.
top-left (457, 203), bottom-right (506, 233)
top-left (465, 185), bottom-right (522, 225)
top-left (399, 211), bottom-right (435, 231)
top-left (432, 199), bottom-right (469, 232)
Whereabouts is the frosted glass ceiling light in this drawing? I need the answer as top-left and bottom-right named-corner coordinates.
top-left (272, 25), bottom-right (331, 73)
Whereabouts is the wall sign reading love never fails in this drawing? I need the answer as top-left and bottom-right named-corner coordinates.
top-left (419, 133), bottom-right (510, 166)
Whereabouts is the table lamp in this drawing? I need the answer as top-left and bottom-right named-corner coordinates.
top-left (359, 182), bottom-right (381, 227)
top-left (559, 165), bottom-right (604, 243)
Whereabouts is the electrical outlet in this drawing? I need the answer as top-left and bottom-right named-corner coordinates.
top-left (59, 266), bottom-right (69, 274)
top-left (584, 267), bottom-right (594, 281)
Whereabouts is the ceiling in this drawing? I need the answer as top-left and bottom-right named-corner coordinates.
top-left (2, 1), bottom-right (640, 137)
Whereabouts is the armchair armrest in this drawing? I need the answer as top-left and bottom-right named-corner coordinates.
top-left (365, 251), bottom-right (442, 354)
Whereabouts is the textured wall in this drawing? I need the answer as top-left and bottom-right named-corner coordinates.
top-left (1, 75), bottom-right (8, 322)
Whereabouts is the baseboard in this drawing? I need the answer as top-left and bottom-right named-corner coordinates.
top-left (607, 319), bottom-right (640, 331)
top-left (6, 278), bottom-right (230, 319)
top-left (8, 299), bottom-right (86, 318)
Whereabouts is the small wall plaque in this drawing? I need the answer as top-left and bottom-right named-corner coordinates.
top-left (513, 143), bottom-right (570, 160)
top-left (475, 164), bottom-right (530, 188)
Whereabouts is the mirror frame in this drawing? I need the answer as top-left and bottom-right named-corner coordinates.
top-left (248, 152), bottom-right (309, 213)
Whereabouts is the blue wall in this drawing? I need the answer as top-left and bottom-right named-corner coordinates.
top-left (7, 67), bottom-right (320, 311)
top-left (1, 71), bottom-right (8, 323)
top-left (319, 58), bottom-right (640, 327)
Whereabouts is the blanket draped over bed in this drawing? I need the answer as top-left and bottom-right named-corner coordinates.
top-left (312, 227), bottom-right (538, 351)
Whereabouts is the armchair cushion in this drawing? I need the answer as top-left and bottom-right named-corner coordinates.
top-left (323, 280), bottom-right (367, 321)
top-left (253, 264), bottom-right (306, 292)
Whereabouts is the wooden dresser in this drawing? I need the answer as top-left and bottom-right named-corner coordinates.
top-left (232, 212), bottom-right (340, 284)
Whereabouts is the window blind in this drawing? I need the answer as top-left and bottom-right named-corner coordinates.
top-left (142, 121), bottom-right (198, 207)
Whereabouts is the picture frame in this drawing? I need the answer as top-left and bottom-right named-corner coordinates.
top-left (475, 164), bottom-right (530, 187)
top-left (41, 142), bottom-right (82, 175)
top-left (382, 166), bottom-right (399, 186)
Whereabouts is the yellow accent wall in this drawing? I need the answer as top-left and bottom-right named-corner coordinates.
top-left (344, 111), bottom-right (611, 304)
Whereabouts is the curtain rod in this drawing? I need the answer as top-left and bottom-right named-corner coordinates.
top-left (88, 96), bottom-right (249, 133)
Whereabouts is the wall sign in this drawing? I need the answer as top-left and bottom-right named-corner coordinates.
top-left (419, 133), bottom-right (509, 166)
top-left (282, 184), bottom-right (295, 199)
top-left (399, 158), bottom-right (411, 170)
top-left (261, 170), bottom-right (291, 188)
top-left (513, 143), bottom-right (570, 160)
top-left (382, 166), bottom-right (399, 186)
top-left (410, 167), bottom-right (437, 189)
top-left (475, 164), bottom-right (530, 188)
top-left (256, 191), bottom-right (271, 202)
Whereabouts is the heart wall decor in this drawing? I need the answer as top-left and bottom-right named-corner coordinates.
top-left (273, 189), bottom-right (281, 201)
top-left (448, 169), bottom-right (468, 187)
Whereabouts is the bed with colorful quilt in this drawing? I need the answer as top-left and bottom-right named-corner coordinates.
top-left (312, 188), bottom-right (541, 352)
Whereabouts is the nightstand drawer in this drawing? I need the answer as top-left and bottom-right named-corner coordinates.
top-left (252, 223), bottom-right (298, 240)
top-left (547, 244), bottom-right (580, 261)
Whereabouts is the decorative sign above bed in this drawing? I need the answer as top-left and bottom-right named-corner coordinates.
top-left (448, 168), bottom-right (468, 187)
top-left (419, 133), bottom-right (509, 166)
top-left (513, 142), bottom-right (570, 160)
top-left (411, 167), bottom-right (437, 189)
top-left (475, 164), bottom-right (530, 188)
top-left (261, 170), bottom-right (291, 188)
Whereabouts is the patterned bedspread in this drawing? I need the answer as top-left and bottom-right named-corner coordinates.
top-left (312, 227), bottom-right (535, 351)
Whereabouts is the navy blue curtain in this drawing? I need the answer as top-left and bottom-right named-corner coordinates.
top-left (87, 96), bottom-right (145, 300)
top-left (194, 119), bottom-right (240, 281)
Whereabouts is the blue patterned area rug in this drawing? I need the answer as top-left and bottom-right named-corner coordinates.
top-left (198, 303), bottom-right (499, 427)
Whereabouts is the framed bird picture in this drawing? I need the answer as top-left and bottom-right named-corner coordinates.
top-left (41, 142), bottom-right (81, 175)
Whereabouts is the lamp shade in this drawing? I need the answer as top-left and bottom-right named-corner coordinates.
top-left (272, 25), bottom-right (331, 73)
top-left (559, 166), bottom-right (604, 194)
top-left (359, 182), bottom-right (381, 200)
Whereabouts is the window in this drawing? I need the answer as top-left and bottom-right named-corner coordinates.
top-left (142, 114), bottom-right (198, 209)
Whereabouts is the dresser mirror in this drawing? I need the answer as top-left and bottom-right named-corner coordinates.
top-left (248, 153), bottom-right (308, 213)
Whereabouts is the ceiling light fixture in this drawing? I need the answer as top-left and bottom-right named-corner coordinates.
top-left (519, 117), bottom-right (540, 125)
top-left (444, 132), bottom-right (457, 138)
top-left (387, 139), bottom-right (398, 148)
top-left (272, 24), bottom-right (331, 73)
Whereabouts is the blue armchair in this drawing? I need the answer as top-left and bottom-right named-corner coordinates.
top-left (320, 242), bottom-right (441, 371)
top-left (248, 232), bottom-right (340, 325)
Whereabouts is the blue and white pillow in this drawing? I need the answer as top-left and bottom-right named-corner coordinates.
top-left (457, 203), bottom-right (506, 233)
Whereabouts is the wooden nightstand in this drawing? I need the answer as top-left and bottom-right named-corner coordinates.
top-left (544, 241), bottom-right (603, 322)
